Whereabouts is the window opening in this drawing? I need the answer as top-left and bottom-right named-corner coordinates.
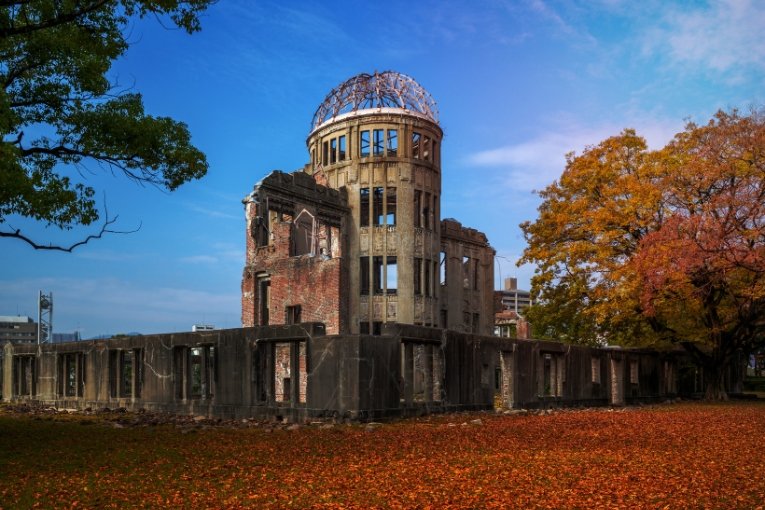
top-left (258, 278), bottom-right (271, 326)
top-left (360, 256), bottom-right (370, 295)
top-left (386, 187), bottom-right (396, 226)
top-left (423, 192), bottom-right (431, 229)
top-left (338, 135), bottom-right (346, 161)
top-left (360, 130), bottom-right (370, 157)
top-left (424, 259), bottom-right (431, 297)
top-left (412, 132), bottom-right (421, 159)
top-left (286, 305), bottom-right (302, 324)
top-left (65, 354), bottom-right (77, 397)
top-left (373, 256), bottom-right (384, 294)
top-left (121, 350), bottom-right (133, 397)
top-left (360, 188), bottom-right (370, 227)
top-left (473, 258), bottom-right (479, 290)
top-left (275, 343), bottom-right (291, 403)
top-left (372, 322), bottom-right (383, 336)
top-left (630, 360), bottom-right (639, 384)
top-left (330, 138), bottom-right (337, 164)
top-left (462, 256), bottom-right (471, 288)
top-left (387, 129), bottom-right (398, 156)
top-left (373, 187), bottom-right (384, 226)
top-left (414, 190), bottom-right (422, 228)
top-left (423, 135), bottom-right (431, 161)
top-left (292, 209), bottom-right (315, 256)
top-left (322, 141), bottom-right (329, 165)
top-left (373, 129), bottom-right (384, 156)
top-left (386, 257), bottom-right (397, 294)
top-left (191, 347), bottom-right (203, 397)
top-left (439, 251), bottom-right (447, 285)
top-left (298, 342), bottom-right (307, 404)
top-left (414, 258), bottom-right (422, 296)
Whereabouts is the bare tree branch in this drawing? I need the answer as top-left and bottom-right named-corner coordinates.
top-left (0, 211), bottom-right (141, 252)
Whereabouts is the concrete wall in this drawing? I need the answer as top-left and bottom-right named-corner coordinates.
top-left (0, 324), bottom-right (744, 421)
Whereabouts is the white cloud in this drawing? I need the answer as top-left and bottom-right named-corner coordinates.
top-left (465, 116), bottom-right (681, 193)
top-left (0, 277), bottom-right (240, 336)
top-left (647, 0), bottom-right (765, 77)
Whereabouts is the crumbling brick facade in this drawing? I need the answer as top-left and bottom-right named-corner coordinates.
top-left (242, 171), bottom-right (349, 334)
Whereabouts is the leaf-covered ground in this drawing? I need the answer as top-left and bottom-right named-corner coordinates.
top-left (1, 402), bottom-right (763, 509)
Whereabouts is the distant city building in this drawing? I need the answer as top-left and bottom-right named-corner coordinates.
top-left (0, 315), bottom-right (37, 344)
top-left (494, 278), bottom-right (532, 339)
top-left (192, 324), bottom-right (215, 332)
top-left (497, 277), bottom-right (532, 314)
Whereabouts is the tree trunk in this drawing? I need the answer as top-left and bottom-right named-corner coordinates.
top-left (704, 365), bottom-right (729, 401)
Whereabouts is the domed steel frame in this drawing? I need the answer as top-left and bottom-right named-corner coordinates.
top-left (310, 71), bottom-right (439, 131)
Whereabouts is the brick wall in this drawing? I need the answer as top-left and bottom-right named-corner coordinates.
top-left (242, 206), bottom-right (348, 334)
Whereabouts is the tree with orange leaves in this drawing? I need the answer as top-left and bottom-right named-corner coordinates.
top-left (521, 110), bottom-right (765, 399)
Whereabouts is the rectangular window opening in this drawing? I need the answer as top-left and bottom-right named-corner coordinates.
top-left (330, 138), bottom-right (337, 164)
top-left (423, 192), bottom-right (431, 229)
top-left (274, 343), bottom-right (291, 403)
top-left (387, 129), bottom-right (398, 156)
top-left (373, 256), bottom-right (384, 295)
top-left (412, 132), bottom-right (421, 159)
top-left (286, 305), bottom-right (302, 325)
top-left (386, 257), bottom-right (397, 294)
top-left (360, 256), bottom-right (370, 295)
top-left (630, 360), bottom-right (639, 385)
top-left (414, 258), bottom-right (422, 296)
top-left (360, 130), bottom-right (370, 157)
top-left (414, 190), bottom-right (422, 228)
top-left (592, 357), bottom-right (601, 384)
top-left (373, 187), bottom-right (384, 226)
top-left (322, 141), bottom-right (329, 165)
top-left (191, 347), bottom-right (203, 398)
top-left (424, 259), bottom-right (431, 297)
top-left (386, 187), bottom-right (396, 226)
top-left (373, 129), bottom-right (384, 156)
top-left (439, 251), bottom-right (447, 285)
top-left (423, 135), bottom-right (431, 161)
top-left (360, 188), bottom-right (370, 227)
top-left (338, 135), bottom-right (346, 161)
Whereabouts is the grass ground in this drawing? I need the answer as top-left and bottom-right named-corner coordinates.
top-left (1, 402), bottom-right (764, 509)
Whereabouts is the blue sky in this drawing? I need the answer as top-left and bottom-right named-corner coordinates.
top-left (1, 0), bottom-right (763, 337)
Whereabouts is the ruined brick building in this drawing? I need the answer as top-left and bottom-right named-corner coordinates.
top-left (241, 71), bottom-right (495, 337)
top-left (0, 72), bottom-right (745, 421)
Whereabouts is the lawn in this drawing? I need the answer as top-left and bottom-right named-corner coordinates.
top-left (1, 402), bottom-right (763, 509)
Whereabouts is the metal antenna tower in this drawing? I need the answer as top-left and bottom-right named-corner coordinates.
top-left (38, 291), bottom-right (53, 344)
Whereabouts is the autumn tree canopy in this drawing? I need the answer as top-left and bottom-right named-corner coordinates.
top-left (520, 110), bottom-right (765, 399)
top-left (0, 0), bottom-right (213, 251)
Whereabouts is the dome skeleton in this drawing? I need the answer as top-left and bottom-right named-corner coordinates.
top-left (311, 71), bottom-right (439, 132)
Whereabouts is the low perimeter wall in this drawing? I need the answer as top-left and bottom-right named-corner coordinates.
top-left (0, 324), bottom-right (743, 421)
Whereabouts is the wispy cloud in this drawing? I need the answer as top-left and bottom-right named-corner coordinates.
top-left (0, 276), bottom-right (240, 336)
top-left (644, 0), bottom-right (765, 79)
top-left (465, 116), bottom-right (681, 192)
top-left (188, 204), bottom-right (240, 221)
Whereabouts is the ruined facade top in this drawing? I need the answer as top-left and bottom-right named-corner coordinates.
top-left (310, 71), bottom-right (439, 132)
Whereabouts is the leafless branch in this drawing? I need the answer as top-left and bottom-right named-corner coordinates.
top-left (0, 210), bottom-right (141, 252)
